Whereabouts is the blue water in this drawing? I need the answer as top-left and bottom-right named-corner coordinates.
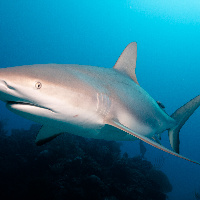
top-left (0, 1), bottom-right (200, 199)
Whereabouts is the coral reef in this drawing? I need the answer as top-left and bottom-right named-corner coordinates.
top-left (0, 122), bottom-right (172, 200)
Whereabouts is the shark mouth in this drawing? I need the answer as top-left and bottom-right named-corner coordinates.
top-left (6, 101), bottom-right (55, 113)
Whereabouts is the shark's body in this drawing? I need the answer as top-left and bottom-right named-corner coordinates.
top-left (0, 42), bottom-right (199, 164)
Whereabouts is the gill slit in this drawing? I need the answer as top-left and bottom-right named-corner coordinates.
top-left (96, 92), bottom-right (111, 121)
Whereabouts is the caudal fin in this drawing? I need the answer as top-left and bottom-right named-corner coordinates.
top-left (168, 95), bottom-right (200, 153)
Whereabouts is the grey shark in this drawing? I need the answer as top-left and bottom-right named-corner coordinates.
top-left (0, 42), bottom-right (200, 164)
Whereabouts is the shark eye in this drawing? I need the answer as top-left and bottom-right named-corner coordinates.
top-left (35, 82), bottom-right (42, 89)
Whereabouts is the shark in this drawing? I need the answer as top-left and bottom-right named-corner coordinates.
top-left (0, 42), bottom-right (199, 164)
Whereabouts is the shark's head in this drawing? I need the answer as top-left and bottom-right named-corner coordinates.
top-left (0, 65), bottom-right (63, 124)
top-left (0, 64), bottom-right (100, 126)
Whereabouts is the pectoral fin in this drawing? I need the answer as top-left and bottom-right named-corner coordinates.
top-left (35, 125), bottom-right (63, 145)
top-left (107, 120), bottom-right (200, 165)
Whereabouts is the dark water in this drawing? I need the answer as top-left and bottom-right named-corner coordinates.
top-left (0, 1), bottom-right (200, 199)
top-left (0, 122), bottom-right (172, 200)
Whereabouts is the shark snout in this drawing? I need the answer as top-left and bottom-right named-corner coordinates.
top-left (0, 80), bottom-right (9, 90)
top-left (0, 79), bottom-right (17, 91)
top-left (0, 80), bottom-right (13, 95)
top-left (0, 79), bottom-right (19, 102)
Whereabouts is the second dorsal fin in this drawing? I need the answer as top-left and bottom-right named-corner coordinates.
top-left (113, 42), bottom-right (138, 84)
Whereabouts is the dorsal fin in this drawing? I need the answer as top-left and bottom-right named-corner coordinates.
top-left (113, 42), bottom-right (138, 84)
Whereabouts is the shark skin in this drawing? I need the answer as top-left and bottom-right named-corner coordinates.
top-left (0, 42), bottom-right (199, 164)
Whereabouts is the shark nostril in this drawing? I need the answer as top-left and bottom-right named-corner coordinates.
top-left (0, 80), bottom-right (7, 88)
top-left (1, 80), bottom-right (15, 90)
top-left (7, 85), bottom-right (15, 90)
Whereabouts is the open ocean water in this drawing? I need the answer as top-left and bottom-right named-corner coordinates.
top-left (0, 1), bottom-right (200, 199)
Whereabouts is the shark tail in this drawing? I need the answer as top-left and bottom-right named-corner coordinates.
top-left (168, 95), bottom-right (200, 154)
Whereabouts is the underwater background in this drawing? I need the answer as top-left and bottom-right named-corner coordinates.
top-left (0, 0), bottom-right (200, 199)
